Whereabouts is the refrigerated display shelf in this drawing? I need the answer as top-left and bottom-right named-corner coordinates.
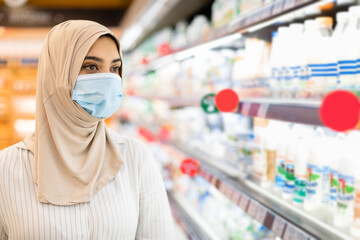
top-left (173, 142), bottom-right (353, 240)
top-left (168, 191), bottom-right (221, 240)
top-left (238, 98), bottom-right (323, 126)
top-left (127, 0), bottom-right (330, 75)
top-left (133, 95), bottom-right (323, 126)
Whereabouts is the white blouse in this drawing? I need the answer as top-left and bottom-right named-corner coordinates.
top-left (0, 133), bottom-right (174, 240)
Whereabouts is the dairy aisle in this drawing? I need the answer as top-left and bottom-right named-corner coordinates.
top-left (2, 0), bottom-right (360, 239)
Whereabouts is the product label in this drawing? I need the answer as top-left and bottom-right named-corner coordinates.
top-left (306, 164), bottom-right (323, 203)
top-left (275, 157), bottom-right (286, 189)
top-left (322, 166), bottom-right (330, 204)
top-left (266, 149), bottom-right (276, 183)
top-left (294, 177), bottom-right (306, 204)
top-left (354, 185), bottom-right (360, 229)
top-left (337, 174), bottom-right (355, 217)
top-left (329, 168), bottom-right (339, 208)
top-left (284, 160), bottom-right (295, 194)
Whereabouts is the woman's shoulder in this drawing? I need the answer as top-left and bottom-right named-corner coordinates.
top-left (0, 141), bottom-right (30, 170)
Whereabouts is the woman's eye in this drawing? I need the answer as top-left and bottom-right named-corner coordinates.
top-left (111, 66), bottom-right (120, 74)
top-left (84, 65), bottom-right (98, 71)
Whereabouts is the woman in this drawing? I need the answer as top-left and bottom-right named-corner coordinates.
top-left (0, 20), bottom-right (174, 239)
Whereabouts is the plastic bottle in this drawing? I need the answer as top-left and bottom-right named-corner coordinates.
top-left (301, 20), bottom-right (317, 98)
top-left (306, 17), bottom-right (333, 98)
top-left (264, 130), bottom-right (277, 186)
top-left (329, 12), bottom-right (350, 93)
top-left (334, 143), bottom-right (356, 230)
top-left (304, 129), bottom-right (330, 220)
top-left (269, 31), bottom-right (280, 98)
top-left (351, 159), bottom-right (360, 239)
top-left (282, 124), bottom-right (314, 201)
top-left (277, 27), bottom-right (291, 98)
top-left (328, 137), bottom-right (341, 223)
top-left (282, 135), bottom-right (297, 201)
top-left (288, 23), bottom-right (305, 98)
top-left (293, 138), bottom-right (308, 207)
top-left (337, 6), bottom-right (360, 93)
top-left (274, 123), bottom-right (290, 195)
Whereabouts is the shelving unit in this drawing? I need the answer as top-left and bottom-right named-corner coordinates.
top-left (126, 0), bottom-right (334, 75)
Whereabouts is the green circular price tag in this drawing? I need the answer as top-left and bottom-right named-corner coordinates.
top-left (201, 93), bottom-right (219, 114)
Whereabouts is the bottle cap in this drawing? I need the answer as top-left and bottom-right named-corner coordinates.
top-left (315, 17), bottom-right (333, 28)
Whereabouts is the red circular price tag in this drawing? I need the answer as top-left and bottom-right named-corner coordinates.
top-left (215, 89), bottom-right (239, 112)
top-left (320, 90), bottom-right (360, 132)
top-left (180, 158), bottom-right (199, 177)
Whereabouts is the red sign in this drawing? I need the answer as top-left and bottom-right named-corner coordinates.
top-left (180, 158), bottom-right (199, 177)
top-left (320, 90), bottom-right (360, 132)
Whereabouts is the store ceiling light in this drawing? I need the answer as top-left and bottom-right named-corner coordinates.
top-left (247, 0), bottom-right (335, 33)
top-left (174, 33), bottom-right (242, 61)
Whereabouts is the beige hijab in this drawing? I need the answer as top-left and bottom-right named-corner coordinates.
top-left (24, 20), bottom-right (124, 205)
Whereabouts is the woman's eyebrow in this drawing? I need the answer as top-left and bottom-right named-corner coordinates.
top-left (84, 56), bottom-right (103, 62)
top-left (112, 58), bottom-right (121, 64)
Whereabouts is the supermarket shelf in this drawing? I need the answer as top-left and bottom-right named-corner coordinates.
top-left (131, 94), bottom-right (323, 126)
top-left (173, 142), bottom-right (353, 240)
top-left (168, 191), bottom-right (221, 240)
top-left (238, 98), bottom-right (323, 126)
top-left (127, 0), bottom-right (330, 75)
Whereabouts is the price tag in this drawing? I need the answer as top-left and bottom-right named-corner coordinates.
top-left (241, 102), bottom-right (251, 115)
top-left (272, 0), bottom-right (285, 15)
top-left (210, 175), bottom-right (218, 186)
top-left (231, 190), bottom-right (241, 205)
top-left (255, 204), bottom-right (267, 225)
top-left (257, 103), bottom-right (269, 118)
top-left (219, 182), bottom-right (226, 195)
top-left (228, 18), bottom-right (241, 33)
top-left (283, 0), bottom-right (296, 10)
top-left (239, 194), bottom-right (250, 211)
top-left (247, 200), bottom-right (259, 217)
top-left (227, 186), bottom-right (234, 199)
top-left (283, 224), bottom-right (297, 240)
top-left (294, 230), bottom-right (312, 240)
top-left (262, 4), bottom-right (272, 19)
top-left (271, 216), bottom-right (286, 238)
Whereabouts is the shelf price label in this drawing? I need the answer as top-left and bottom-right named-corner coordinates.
top-left (239, 194), bottom-right (250, 211)
top-left (271, 216), bottom-right (286, 238)
top-left (257, 103), bottom-right (269, 118)
top-left (272, 0), bottom-right (285, 15)
top-left (231, 190), bottom-right (242, 205)
top-left (284, 224), bottom-right (314, 240)
top-left (283, 0), bottom-right (296, 10)
top-left (241, 102), bottom-right (251, 115)
top-left (247, 200), bottom-right (259, 217)
top-left (255, 204), bottom-right (267, 225)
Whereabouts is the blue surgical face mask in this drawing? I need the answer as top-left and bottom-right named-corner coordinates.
top-left (72, 73), bottom-right (122, 119)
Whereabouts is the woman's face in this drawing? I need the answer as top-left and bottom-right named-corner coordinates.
top-left (79, 36), bottom-right (121, 76)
